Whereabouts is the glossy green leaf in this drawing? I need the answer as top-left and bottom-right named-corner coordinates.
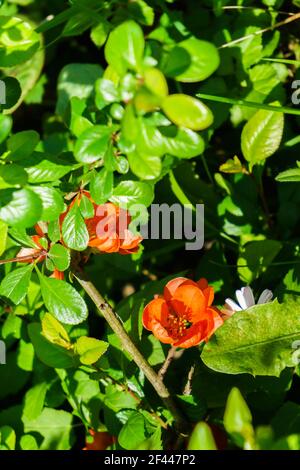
top-left (165, 38), bottom-right (220, 82)
top-left (74, 125), bottom-right (113, 164)
top-left (241, 107), bottom-right (284, 168)
top-left (7, 130), bottom-right (39, 161)
top-left (0, 164), bottom-right (28, 185)
top-left (62, 202), bottom-right (89, 251)
top-left (162, 94), bottom-right (213, 131)
top-left (276, 167), bottom-right (300, 182)
top-left (41, 313), bottom-right (71, 349)
top-left (0, 264), bottom-right (33, 305)
top-left (37, 272), bottom-right (88, 325)
top-left (90, 168), bottom-right (114, 204)
top-left (31, 187), bottom-right (64, 222)
top-left (48, 244), bottom-right (70, 272)
top-left (105, 20), bottom-right (145, 76)
top-left (128, 150), bottom-right (161, 180)
top-left (75, 336), bottom-right (109, 365)
top-left (0, 16), bottom-right (40, 67)
top-left (110, 180), bottom-right (154, 208)
top-left (0, 188), bottom-right (42, 227)
top-left (202, 299), bottom-right (300, 377)
top-left (28, 323), bottom-right (76, 368)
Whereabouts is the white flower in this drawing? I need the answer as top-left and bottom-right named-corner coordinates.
top-left (224, 286), bottom-right (273, 317)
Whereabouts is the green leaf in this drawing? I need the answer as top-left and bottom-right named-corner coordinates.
top-left (47, 244), bottom-right (70, 272)
top-left (90, 19), bottom-right (110, 47)
top-left (0, 426), bottom-right (15, 450)
top-left (118, 411), bottom-right (147, 450)
top-left (162, 94), bottom-right (213, 131)
top-left (238, 239), bottom-right (282, 283)
top-left (0, 188), bottom-right (42, 227)
top-left (74, 125), bottom-right (113, 164)
top-left (128, 150), bottom-right (161, 180)
top-left (110, 180), bottom-right (154, 208)
top-left (22, 382), bottom-right (48, 421)
top-left (276, 167), bottom-right (300, 182)
top-left (90, 168), bottom-right (114, 205)
top-left (164, 38), bottom-right (220, 82)
top-left (95, 78), bottom-right (119, 109)
top-left (23, 407), bottom-right (74, 450)
top-left (187, 422), bottom-right (217, 450)
top-left (48, 220), bottom-right (61, 244)
top-left (0, 164), bottom-right (28, 185)
top-left (241, 107), bottom-right (284, 168)
top-left (7, 130), bottom-right (39, 161)
top-left (75, 336), bottom-right (109, 365)
top-left (136, 428), bottom-right (162, 450)
top-left (219, 156), bottom-right (245, 174)
top-left (79, 193), bottom-right (94, 219)
top-left (0, 219), bottom-right (7, 255)
top-left (28, 323), bottom-right (77, 368)
top-left (62, 202), bottom-right (89, 251)
top-left (201, 299), bottom-right (300, 377)
top-left (0, 16), bottom-right (40, 67)
top-left (24, 153), bottom-right (77, 183)
top-left (41, 313), bottom-right (71, 348)
top-left (0, 264), bottom-right (33, 305)
top-left (56, 63), bottom-right (102, 116)
top-left (224, 387), bottom-right (255, 449)
top-left (127, 0), bottom-right (154, 26)
top-left (162, 127), bottom-right (205, 159)
top-left (20, 435), bottom-right (38, 450)
top-left (0, 114), bottom-right (12, 143)
top-left (105, 20), bottom-right (145, 76)
top-left (37, 272), bottom-right (88, 325)
top-left (31, 186), bottom-right (64, 222)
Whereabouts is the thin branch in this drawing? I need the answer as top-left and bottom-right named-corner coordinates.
top-left (74, 271), bottom-right (189, 435)
top-left (220, 12), bottom-right (300, 49)
top-left (0, 252), bottom-right (46, 265)
top-left (183, 365), bottom-right (195, 396)
top-left (158, 346), bottom-right (177, 380)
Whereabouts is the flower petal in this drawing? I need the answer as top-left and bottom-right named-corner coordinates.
top-left (169, 284), bottom-right (207, 322)
top-left (241, 286), bottom-right (255, 308)
top-left (235, 289), bottom-right (248, 310)
top-left (164, 277), bottom-right (197, 301)
top-left (224, 298), bottom-right (242, 312)
top-left (174, 321), bottom-right (207, 348)
top-left (257, 289), bottom-right (273, 304)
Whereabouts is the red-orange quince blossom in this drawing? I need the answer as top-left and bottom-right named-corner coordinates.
top-left (62, 191), bottom-right (142, 255)
top-left (83, 430), bottom-right (115, 451)
top-left (143, 277), bottom-right (223, 349)
top-left (86, 201), bottom-right (142, 255)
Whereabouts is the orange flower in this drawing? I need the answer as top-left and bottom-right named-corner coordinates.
top-left (86, 201), bottom-right (142, 255)
top-left (83, 430), bottom-right (115, 451)
top-left (143, 277), bottom-right (223, 349)
top-left (60, 193), bottom-right (142, 255)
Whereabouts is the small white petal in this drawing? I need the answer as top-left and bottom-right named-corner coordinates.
top-left (241, 286), bottom-right (255, 308)
top-left (225, 298), bottom-right (242, 312)
top-left (235, 289), bottom-right (248, 310)
top-left (257, 289), bottom-right (273, 304)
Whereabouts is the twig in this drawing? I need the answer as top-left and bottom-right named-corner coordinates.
top-left (158, 346), bottom-right (177, 380)
top-left (74, 271), bottom-right (189, 435)
top-left (220, 12), bottom-right (300, 49)
top-left (183, 365), bottom-right (195, 396)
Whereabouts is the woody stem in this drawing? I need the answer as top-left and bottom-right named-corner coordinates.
top-left (74, 271), bottom-right (189, 435)
top-left (158, 346), bottom-right (177, 380)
